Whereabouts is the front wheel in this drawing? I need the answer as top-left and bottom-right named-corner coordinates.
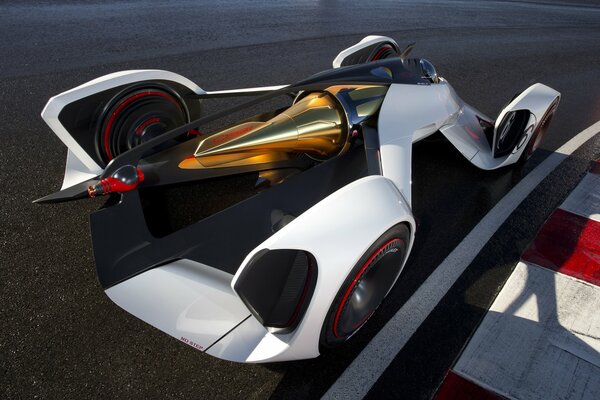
top-left (518, 99), bottom-right (559, 163)
top-left (320, 223), bottom-right (410, 348)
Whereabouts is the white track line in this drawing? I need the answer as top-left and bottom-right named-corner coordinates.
top-left (323, 121), bottom-right (600, 400)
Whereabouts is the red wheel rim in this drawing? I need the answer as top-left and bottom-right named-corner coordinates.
top-left (333, 238), bottom-right (405, 338)
top-left (102, 90), bottom-right (183, 161)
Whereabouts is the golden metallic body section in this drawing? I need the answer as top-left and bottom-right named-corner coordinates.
top-left (179, 152), bottom-right (292, 170)
top-left (179, 85), bottom-right (388, 170)
top-left (325, 85), bottom-right (388, 118)
top-left (357, 98), bottom-right (385, 117)
top-left (180, 92), bottom-right (347, 169)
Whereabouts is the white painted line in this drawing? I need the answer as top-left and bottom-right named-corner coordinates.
top-left (560, 173), bottom-right (600, 222)
top-left (454, 262), bottom-right (600, 400)
top-left (323, 121), bottom-right (600, 400)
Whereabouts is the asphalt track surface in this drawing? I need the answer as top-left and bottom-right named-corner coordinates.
top-left (1, 1), bottom-right (600, 399)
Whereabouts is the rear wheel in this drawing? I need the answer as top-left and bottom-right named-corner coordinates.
top-left (370, 43), bottom-right (399, 61)
top-left (340, 42), bottom-right (400, 67)
top-left (320, 223), bottom-right (410, 348)
top-left (97, 83), bottom-right (190, 163)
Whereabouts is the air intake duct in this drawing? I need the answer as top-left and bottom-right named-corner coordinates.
top-left (234, 249), bottom-right (317, 331)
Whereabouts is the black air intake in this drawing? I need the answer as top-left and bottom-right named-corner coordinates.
top-left (234, 249), bottom-right (317, 331)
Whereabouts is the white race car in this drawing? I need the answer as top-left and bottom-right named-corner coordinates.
top-left (36, 36), bottom-right (560, 362)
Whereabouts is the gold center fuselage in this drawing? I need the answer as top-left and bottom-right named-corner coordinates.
top-left (179, 86), bottom-right (386, 169)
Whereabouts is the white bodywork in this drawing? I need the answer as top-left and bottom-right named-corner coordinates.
top-left (40, 36), bottom-right (560, 363)
top-left (106, 260), bottom-right (251, 352)
top-left (106, 176), bottom-right (415, 362)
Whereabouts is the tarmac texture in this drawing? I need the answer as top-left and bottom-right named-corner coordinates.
top-left (1, 1), bottom-right (600, 399)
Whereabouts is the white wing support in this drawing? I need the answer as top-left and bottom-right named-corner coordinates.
top-left (41, 70), bottom-right (206, 189)
top-left (377, 81), bottom-right (462, 206)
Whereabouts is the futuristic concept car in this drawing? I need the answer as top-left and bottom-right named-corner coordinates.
top-left (36, 36), bottom-right (560, 362)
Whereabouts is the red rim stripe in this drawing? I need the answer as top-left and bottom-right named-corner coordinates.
top-left (187, 129), bottom-right (204, 136)
top-left (134, 117), bottom-right (161, 137)
top-left (372, 44), bottom-right (393, 61)
top-left (103, 91), bottom-right (180, 160)
top-left (333, 238), bottom-right (402, 338)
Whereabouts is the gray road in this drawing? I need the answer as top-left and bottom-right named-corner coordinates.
top-left (1, 1), bottom-right (600, 399)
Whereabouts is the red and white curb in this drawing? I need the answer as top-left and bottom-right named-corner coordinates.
top-left (436, 161), bottom-right (600, 400)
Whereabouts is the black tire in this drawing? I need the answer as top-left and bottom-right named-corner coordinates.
top-left (494, 110), bottom-right (530, 158)
top-left (369, 43), bottom-right (399, 61)
top-left (518, 98), bottom-right (559, 164)
top-left (97, 83), bottom-right (191, 163)
top-left (320, 223), bottom-right (410, 348)
top-left (340, 42), bottom-right (400, 67)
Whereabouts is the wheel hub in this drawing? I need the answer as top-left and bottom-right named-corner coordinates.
top-left (100, 88), bottom-right (187, 162)
top-left (334, 238), bottom-right (405, 338)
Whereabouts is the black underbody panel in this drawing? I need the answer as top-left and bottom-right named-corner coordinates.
top-left (91, 145), bottom-right (368, 289)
